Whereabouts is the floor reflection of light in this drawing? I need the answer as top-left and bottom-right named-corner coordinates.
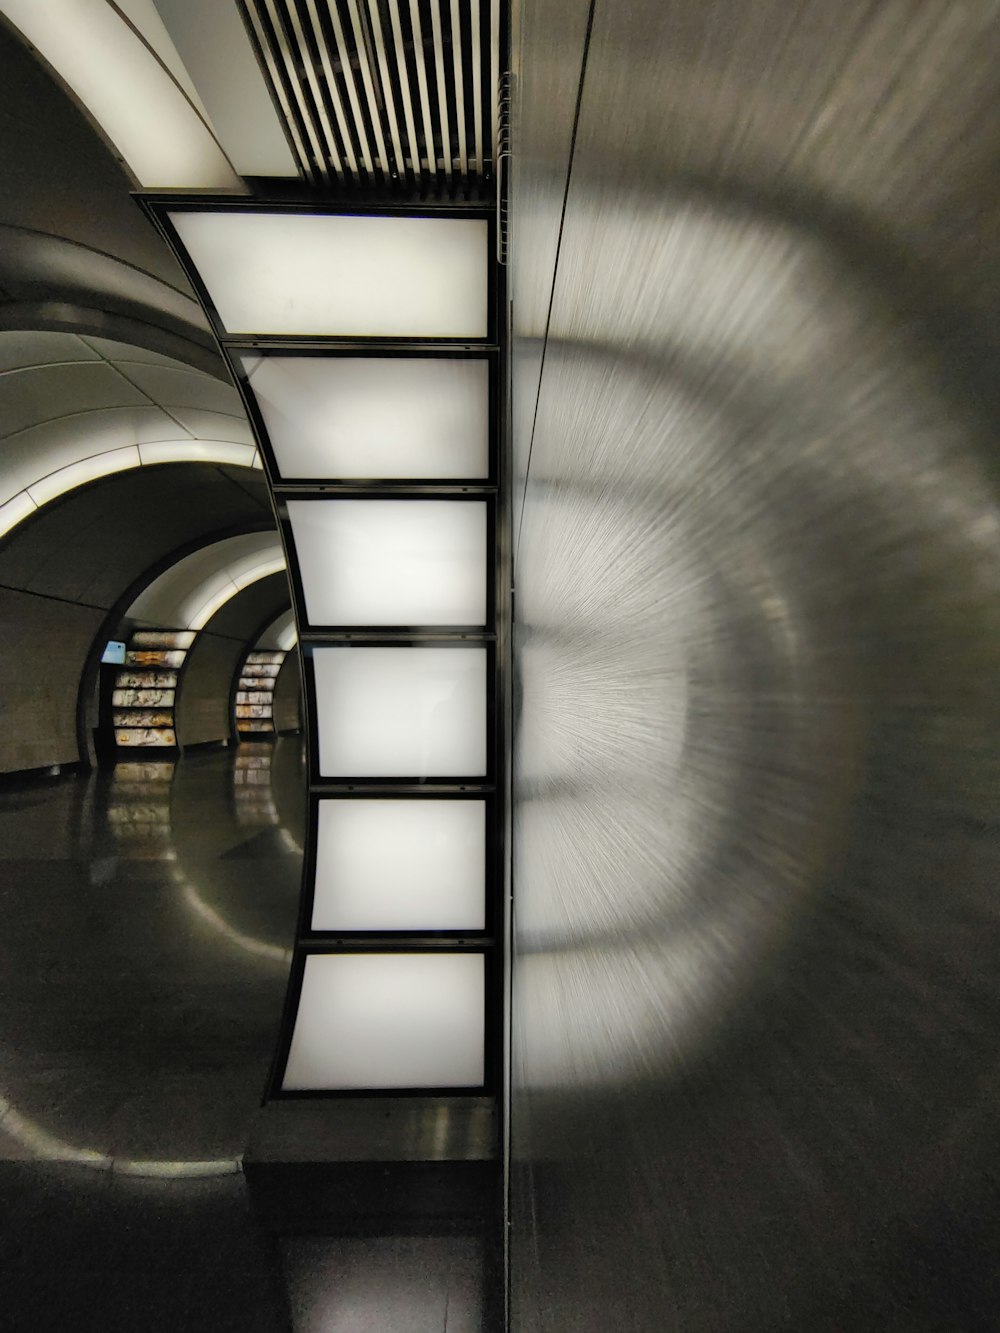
top-left (103, 752), bottom-right (297, 964)
top-left (106, 760), bottom-right (178, 861)
top-left (281, 1235), bottom-right (484, 1333)
top-left (0, 757), bottom-right (292, 1179)
top-left (231, 748), bottom-right (303, 853)
top-left (178, 875), bottom-right (292, 965)
top-left (279, 825), bottom-right (302, 855)
top-left (233, 748), bottom-right (280, 826)
top-left (0, 1093), bottom-right (240, 1178)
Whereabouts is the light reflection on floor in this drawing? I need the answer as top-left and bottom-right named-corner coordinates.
top-left (0, 743), bottom-right (497, 1330)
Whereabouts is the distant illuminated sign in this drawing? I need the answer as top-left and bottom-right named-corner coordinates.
top-left (101, 640), bottom-right (126, 665)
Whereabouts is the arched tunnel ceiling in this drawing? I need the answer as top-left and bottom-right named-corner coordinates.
top-left (194, 570), bottom-right (290, 647)
top-left (127, 531), bottom-right (284, 630)
top-left (0, 461), bottom-right (272, 610)
top-left (0, 330), bottom-right (254, 527)
top-left (0, 20), bottom-right (217, 367)
top-left (0, 19), bottom-right (282, 726)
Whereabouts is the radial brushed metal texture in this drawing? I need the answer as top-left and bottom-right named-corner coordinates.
top-left (509, 1), bottom-right (1000, 1329)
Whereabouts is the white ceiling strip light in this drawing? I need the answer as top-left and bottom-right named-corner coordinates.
top-left (0, 0), bottom-right (242, 189)
top-left (184, 556), bottom-right (287, 631)
top-left (0, 491), bottom-right (39, 539)
top-left (25, 444), bottom-right (140, 505)
top-left (137, 441), bottom-right (257, 468)
top-left (256, 608), bottom-right (297, 652)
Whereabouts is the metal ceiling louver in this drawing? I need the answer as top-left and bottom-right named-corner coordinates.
top-left (240, 0), bottom-right (501, 197)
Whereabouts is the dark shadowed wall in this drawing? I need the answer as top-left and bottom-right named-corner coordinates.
top-left (1, 584), bottom-right (103, 773)
top-left (272, 650), bottom-right (302, 735)
top-left (508, 2), bottom-right (1000, 1329)
top-left (174, 632), bottom-right (243, 749)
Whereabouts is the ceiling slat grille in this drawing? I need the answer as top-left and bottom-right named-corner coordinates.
top-left (240, 0), bottom-right (499, 197)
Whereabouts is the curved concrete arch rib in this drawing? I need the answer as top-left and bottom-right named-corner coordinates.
top-left (0, 329), bottom-right (261, 538)
top-left (255, 607), bottom-right (298, 652)
top-left (127, 532), bottom-right (286, 632)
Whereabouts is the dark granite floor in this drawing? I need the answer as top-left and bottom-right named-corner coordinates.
top-left (0, 742), bottom-right (495, 1331)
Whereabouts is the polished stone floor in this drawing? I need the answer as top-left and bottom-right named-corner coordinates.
top-left (0, 742), bottom-right (494, 1331)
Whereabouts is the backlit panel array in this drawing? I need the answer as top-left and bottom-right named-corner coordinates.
top-left (234, 649), bottom-right (286, 739)
top-left (162, 204), bottom-right (497, 1094)
top-left (112, 630), bottom-right (195, 749)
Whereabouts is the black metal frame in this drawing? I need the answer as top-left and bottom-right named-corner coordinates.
top-left (230, 344), bottom-right (500, 489)
top-left (139, 191), bottom-right (504, 1106)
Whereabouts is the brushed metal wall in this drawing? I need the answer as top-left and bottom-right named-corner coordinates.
top-left (509, 2), bottom-right (1000, 1328)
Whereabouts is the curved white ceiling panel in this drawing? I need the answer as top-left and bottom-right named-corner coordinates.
top-left (146, 0), bottom-right (299, 178)
top-left (255, 608), bottom-right (297, 652)
top-left (0, 331), bottom-right (257, 535)
top-left (0, 0), bottom-right (242, 189)
top-left (0, 412), bottom-right (254, 502)
top-left (128, 532), bottom-right (286, 631)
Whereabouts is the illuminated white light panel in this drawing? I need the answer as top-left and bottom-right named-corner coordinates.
top-left (287, 500), bottom-right (486, 627)
top-left (313, 800), bottom-right (486, 931)
top-left (168, 212), bottom-right (488, 336)
top-left (281, 952), bottom-right (485, 1090)
top-left (313, 647), bottom-right (487, 778)
top-left (240, 356), bottom-right (490, 479)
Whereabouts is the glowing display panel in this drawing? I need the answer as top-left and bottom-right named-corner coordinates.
top-left (281, 952), bottom-right (485, 1090)
top-left (313, 799), bottom-right (486, 931)
top-left (287, 500), bottom-right (487, 627)
top-left (312, 647), bottom-right (487, 778)
top-left (169, 212), bottom-right (488, 336)
top-left (240, 356), bottom-right (489, 479)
